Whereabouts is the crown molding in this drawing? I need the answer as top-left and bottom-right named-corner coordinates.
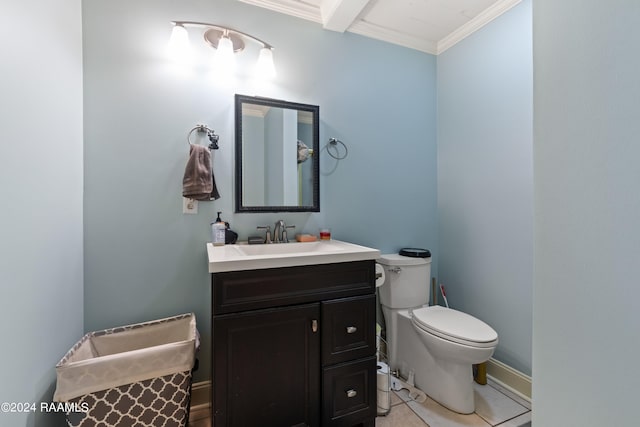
top-left (239, 0), bottom-right (522, 56)
top-left (348, 20), bottom-right (438, 55)
top-left (238, 0), bottom-right (322, 24)
top-left (437, 0), bottom-right (522, 54)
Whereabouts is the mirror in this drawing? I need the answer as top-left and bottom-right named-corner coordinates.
top-left (235, 94), bottom-right (320, 212)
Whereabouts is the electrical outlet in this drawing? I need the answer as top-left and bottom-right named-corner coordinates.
top-left (182, 197), bottom-right (198, 214)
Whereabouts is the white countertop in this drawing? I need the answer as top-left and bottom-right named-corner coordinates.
top-left (207, 240), bottom-right (381, 273)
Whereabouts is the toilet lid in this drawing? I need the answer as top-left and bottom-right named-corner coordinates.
top-left (412, 306), bottom-right (498, 348)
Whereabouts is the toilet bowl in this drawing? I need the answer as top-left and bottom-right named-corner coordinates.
top-left (378, 253), bottom-right (498, 414)
top-left (412, 306), bottom-right (498, 363)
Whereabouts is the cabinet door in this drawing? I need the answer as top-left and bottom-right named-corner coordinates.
top-left (213, 303), bottom-right (321, 427)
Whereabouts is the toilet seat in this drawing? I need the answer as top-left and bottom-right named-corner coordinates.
top-left (412, 306), bottom-right (498, 348)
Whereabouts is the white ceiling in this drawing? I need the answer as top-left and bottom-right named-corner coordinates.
top-left (238, 0), bottom-right (522, 55)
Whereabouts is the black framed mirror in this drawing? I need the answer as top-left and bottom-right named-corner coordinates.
top-left (235, 94), bottom-right (320, 212)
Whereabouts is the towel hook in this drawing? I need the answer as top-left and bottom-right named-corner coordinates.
top-left (187, 124), bottom-right (219, 150)
top-left (325, 137), bottom-right (348, 160)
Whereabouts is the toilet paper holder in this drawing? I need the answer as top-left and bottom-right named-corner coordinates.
top-left (376, 335), bottom-right (392, 417)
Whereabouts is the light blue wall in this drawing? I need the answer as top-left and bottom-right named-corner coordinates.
top-left (9, 1), bottom-right (639, 423)
top-left (0, 0), bottom-right (84, 425)
top-left (319, 34), bottom-right (438, 258)
top-left (437, 1), bottom-right (533, 375)
top-left (242, 115), bottom-right (266, 206)
top-left (82, 0), bottom-right (437, 382)
top-left (533, 0), bottom-right (640, 424)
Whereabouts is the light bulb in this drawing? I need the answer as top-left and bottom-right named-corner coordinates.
top-left (167, 24), bottom-right (191, 62)
top-left (255, 47), bottom-right (276, 80)
top-left (214, 35), bottom-right (236, 73)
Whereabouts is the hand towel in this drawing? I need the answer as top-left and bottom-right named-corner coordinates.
top-left (183, 144), bottom-right (220, 201)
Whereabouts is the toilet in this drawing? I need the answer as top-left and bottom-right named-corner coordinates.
top-left (378, 253), bottom-right (498, 414)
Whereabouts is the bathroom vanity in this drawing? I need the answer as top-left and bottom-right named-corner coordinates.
top-left (208, 240), bottom-right (380, 427)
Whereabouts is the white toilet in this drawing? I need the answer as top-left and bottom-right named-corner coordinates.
top-left (378, 253), bottom-right (498, 414)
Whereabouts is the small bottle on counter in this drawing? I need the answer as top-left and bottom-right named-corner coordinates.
top-left (319, 228), bottom-right (331, 240)
top-left (211, 212), bottom-right (226, 246)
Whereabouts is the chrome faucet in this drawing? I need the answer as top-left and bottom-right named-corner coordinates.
top-left (273, 220), bottom-right (295, 243)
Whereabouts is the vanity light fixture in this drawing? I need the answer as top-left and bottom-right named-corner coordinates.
top-left (169, 21), bottom-right (276, 80)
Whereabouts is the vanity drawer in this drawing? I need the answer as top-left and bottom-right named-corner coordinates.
top-left (212, 261), bottom-right (374, 315)
top-left (322, 357), bottom-right (377, 426)
top-left (321, 295), bottom-right (376, 365)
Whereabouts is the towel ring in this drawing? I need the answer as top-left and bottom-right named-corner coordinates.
top-left (187, 124), bottom-right (219, 150)
top-left (325, 138), bottom-right (348, 160)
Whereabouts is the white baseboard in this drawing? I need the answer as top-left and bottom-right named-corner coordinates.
top-left (486, 358), bottom-right (531, 402)
top-left (189, 359), bottom-right (532, 413)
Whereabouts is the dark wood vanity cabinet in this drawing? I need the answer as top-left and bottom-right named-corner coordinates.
top-left (213, 303), bottom-right (321, 426)
top-left (212, 261), bottom-right (377, 427)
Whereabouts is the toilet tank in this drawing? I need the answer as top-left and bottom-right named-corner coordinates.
top-left (378, 254), bottom-right (432, 309)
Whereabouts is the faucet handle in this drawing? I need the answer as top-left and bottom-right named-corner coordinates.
top-left (282, 225), bottom-right (296, 243)
top-left (257, 225), bottom-right (272, 244)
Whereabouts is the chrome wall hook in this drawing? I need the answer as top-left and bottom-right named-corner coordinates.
top-left (325, 137), bottom-right (348, 160)
top-left (187, 124), bottom-right (219, 150)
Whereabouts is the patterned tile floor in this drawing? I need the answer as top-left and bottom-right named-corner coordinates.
top-left (187, 378), bottom-right (531, 427)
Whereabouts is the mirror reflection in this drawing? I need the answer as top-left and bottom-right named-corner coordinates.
top-left (235, 94), bottom-right (320, 212)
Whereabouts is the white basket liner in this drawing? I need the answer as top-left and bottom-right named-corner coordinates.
top-left (54, 313), bottom-right (198, 402)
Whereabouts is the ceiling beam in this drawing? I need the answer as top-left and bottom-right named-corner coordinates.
top-left (321, 0), bottom-right (371, 33)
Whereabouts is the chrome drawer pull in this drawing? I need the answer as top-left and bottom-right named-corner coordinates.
top-left (311, 319), bottom-right (318, 333)
top-left (346, 389), bottom-right (357, 398)
top-left (346, 326), bottom-right (357, 334)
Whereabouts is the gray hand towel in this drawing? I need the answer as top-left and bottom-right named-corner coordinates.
top-left (183, 144), bottom-right (220, 201)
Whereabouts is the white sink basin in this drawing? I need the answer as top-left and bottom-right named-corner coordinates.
top-left (235, 241), bottom-right (348, 256)
top-left (207, 240), bottom-right (380, 273)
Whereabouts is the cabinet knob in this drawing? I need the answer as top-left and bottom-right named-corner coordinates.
top-left (346, 389), bottom-right (357, 398)
top-left (346, 326), bottom-right (357, 334)
top-left (311, 319), bottom-right (318, 333)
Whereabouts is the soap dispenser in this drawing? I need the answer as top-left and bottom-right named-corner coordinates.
top-left (211, 212), bottom-right (226, 246)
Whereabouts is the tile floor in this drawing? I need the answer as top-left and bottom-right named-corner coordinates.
top-left (187, 378), bottom-right (531, 427)
top-left (376, 379), bottom-right (531, 427)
